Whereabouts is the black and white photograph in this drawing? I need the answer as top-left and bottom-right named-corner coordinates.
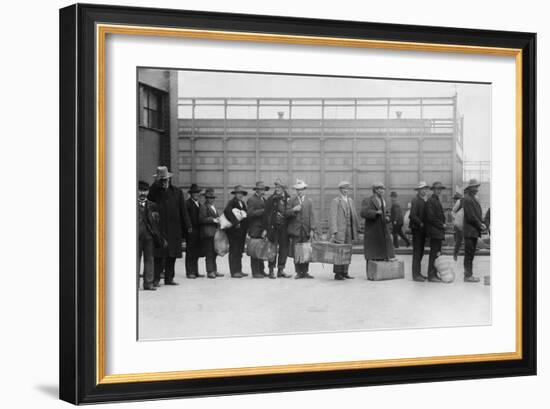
top-left (137, 68), bottom-right (492, 340)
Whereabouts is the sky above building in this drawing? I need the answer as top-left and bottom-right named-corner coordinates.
top-left (177, 70), bottom-right (491, 162)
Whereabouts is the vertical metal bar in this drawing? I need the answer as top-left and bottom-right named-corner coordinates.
top-left (451, 94), bottom-right (457, 195)
top-left (255, 99), bottom-right (260, 182)
top-left (387, 98), bottom-right (391, 119)
top-left (288, 99), bottom-right (293, 184)
top-left (352, 98), bottom-right (358, 204)
top-left (190, 98), bottom-right (196, 183)
top-left (223, 99), bottom-right (228, 202)
top-left (320, 99), bottom-right (326, 231)
top-left (419, 98), bottom-right (423, 119)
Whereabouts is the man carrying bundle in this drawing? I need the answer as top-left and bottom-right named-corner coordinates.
top-left (247, 181), bottom-right (270, 278)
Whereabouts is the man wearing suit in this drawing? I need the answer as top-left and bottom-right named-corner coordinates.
top-left (224, 185), bottom-right (249, 278)
top-left (287, 179), bottom-right (317, 279)
top-left (424, 181), bottom-right (447, 283)
top-left (329, 181), bottom-right (360, 280)
top-left (409, 181), bottom-right (429, 282)
top-left (247, 181), bottom-right (270, 278)
top-left (462, 179), bottom-right (486, 283)
top-left (264, 178), bottom-right (293, 279)
top-left (199, 188), bottom-right (224, 279)
top-left (390, 191), bottom-right (410, 248)
top-left (147, 166), bottom-right (191, 286)
top-left (185, 184), bottom-right (204, 279)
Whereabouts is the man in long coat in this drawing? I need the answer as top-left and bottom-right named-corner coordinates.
top-left (329, 181), bottom-right (360, 280)
top-left (247, 181), bottom-right (269, 278)
top-left (264, 179), bottom-right (293, 278)
top-left (361, 182), bottom-right (395, 271)
top-left (409, 181), bottom-right (429, 281)
top-left (185, 183), bottom-right (204, 279)
top-left (287, 179), bottom-right (317, 279)
top-left (199, 188), bottom-right (224, 279)
top-left (224, 185), bottom-right (249, 278)
top-left (462, 179), bottom-right (486, 283)
top-left (424, 181), bottom-right (447, 283)
top-left (147, 166), bottom-right (191, 286)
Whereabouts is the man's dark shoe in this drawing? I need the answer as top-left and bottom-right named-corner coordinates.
top-left (427, 276), bottom-right (442, 283)
top-left (241, 272), bottom-right (249, 277)
top-left (304, 273), bottom-right (314, 279)
top-left (165, 281), bottom-right (180, 285)
top-left (464, 276), bottom-right (480, 283)
top-left (261, 271), bottom-right (269, 277)
top-left (231, 272), bottom-right (245, 278)
top-left (187, 274), bottom-right (197, 279)
top-left (207, 272), bottom-right (216, 279)
top-left (343, 274), bottom-right (355, 279)
top-left (153, 281), bottom-right (160, 287)
top-left (143, 286), bottom-right (157, 291)
top-left (215, 272), bottom-right (224, 277)
top-left (413, 275), bottom-right (427, 282)
top-left (277, 269), bottom-right (291, 278)
top-left (334, 274), bottom-right (345, 281)
top-left (196, 273), bottom-right (205, 278)
top-left (252, 274), bottom-right (265, 278)
top-left (294, 273), bottom-right (304, 279)
top-left (453, 254), bottom-right (458, 261)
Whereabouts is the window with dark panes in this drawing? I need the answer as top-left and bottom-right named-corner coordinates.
top-left (139, 84), bottom-right (166, 130)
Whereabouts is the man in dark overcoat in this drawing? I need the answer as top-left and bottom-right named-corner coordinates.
top-left (185, 184), bottom-right (204, 279)
top-left (390, 191), bottom-right (410, 248)
top-left (409, 181), bottom-right (429, 281)
top-left (137, 181), bottom-right (165, 291)
top-left (361, 182), bottom-right (395, 272)
top-left (247, 181), bottom-right (270, 278)
top-left (199, 188), bottom-right (224, 279)
top-left (264, 179), bottom-right (293, 279)
top-left (224, 185), bottom-right (249, 278)
top-left (462, 179), bottom-right (486, 283)
top-left (287, 179), bottom-right (317, 279)
top-left (424, 181), bottom-right (447, 283)
top-left (147, 166), bottom-right (191, 286)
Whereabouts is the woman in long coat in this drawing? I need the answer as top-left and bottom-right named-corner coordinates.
top-left (360, 182), bottom-right (395, 264)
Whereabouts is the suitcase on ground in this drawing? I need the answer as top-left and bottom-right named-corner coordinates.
top-left (311, 241), bottom-right (352, 265)
top-left (246, 238), bottom-right (277, 261)
top-left (367, 259), bottom-right (404, 281)
top-left (293, 242), bottom-right (313, 263)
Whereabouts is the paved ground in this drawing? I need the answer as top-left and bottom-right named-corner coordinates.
top-left (138, 254), bottom-right (490, 340)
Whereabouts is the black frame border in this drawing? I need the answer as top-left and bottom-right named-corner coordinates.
top-left (59, 3), bottom-right (536, 404)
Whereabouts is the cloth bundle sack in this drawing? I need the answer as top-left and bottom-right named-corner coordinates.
top-left (294, 242), bottom-right (313, 263)
top-left (434, 256), bottom-right (455, 283)
top-left (403, 209), bottom-right (411, 233)
top-left (219, 208), bottom-right (247, 230)
top-left (213, 229), bottom-right (230, 257)
top-left (453, 208), bottom-right (464, 231)
top-left (246, 238), bottom-right (277, 261)
top-left (311, 241), bottom-right (353, 265)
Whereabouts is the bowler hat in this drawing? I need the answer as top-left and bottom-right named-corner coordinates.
top-left (188, 183), bottom-right (202, 194)
top-left (203, 188), bottom-right (216, 199)
top-left (338, 181), bottom-right (353, 189)
top-left (293, 179), bottom-right (308, 190)
top-left (253, 181), bottom-right (270, 191)
top-left (390, 191), bottom-right (398, 198)
top-left (430, 181), bottom-right (447, 190)
top-left (153, 166), bottom-right (173, 179)
top-left (231, 185), bottom-right (248, 195)
top-left (464, 178), bottom-right (481, 191)
top-left (138, 180), bottom-right (149, 191)
top-left (414, 181), bottom-right (429, 190)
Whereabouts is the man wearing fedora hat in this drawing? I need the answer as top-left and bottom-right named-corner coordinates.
top-left (330, 181), bottom-right (360, 280)
top-left (247, 181), bottom-right (270, 278)
top-left (424, 181), bottom-right (447, 283)
top-left (224, 185), bottom-right (249, 278)
top-left (361, 182), bottom-right (395, 271)
top-left (462, 179), bottom-right (486, 283)
top-left (199, 188), bottom-right (224, 279)
top-left (287, 179), bottom-right (317, 279)
top-left (409, 181), bottom-right (430, 281)
top-left (148, 166), bottom-right (191, 286)
top-left (185, 184), bottom-right (204, 279)
top-left (264, 178), bottom-right (293, 278)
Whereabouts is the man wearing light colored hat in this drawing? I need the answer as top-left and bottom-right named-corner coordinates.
top-left (329, 181), bottom-right (360, 280)
top-left (148, 166), bottom-right (191, 286)
top-left (462, 179), bottom-right (486, 283)
top-left (409, 181), bottom-right (430, 281)
top-left (287, 179), bottom-right (317, 279)
top-left (424, 181), bottom-right (447, 283)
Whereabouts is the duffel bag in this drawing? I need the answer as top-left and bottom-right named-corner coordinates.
top-left (246, 238), bottom-right (277, 261)
top-left (214, 229), bottom-right (229, 257)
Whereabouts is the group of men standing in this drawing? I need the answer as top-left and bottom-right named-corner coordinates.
top-left (138, 165), bottom-right (488, 290)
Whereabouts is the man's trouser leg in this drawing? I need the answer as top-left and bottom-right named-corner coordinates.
top-left (411, 230), bottom-right (426, 278)
top-left (427, 238), bottom-right (442, 279)
top-left (464, 237), bottom-right (478, 278)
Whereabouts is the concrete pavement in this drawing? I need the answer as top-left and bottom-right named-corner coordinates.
top-left (138, 254), bottom-right (490, 340)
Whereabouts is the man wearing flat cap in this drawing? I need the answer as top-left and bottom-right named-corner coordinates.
top-left (424, 181), bottom-right (447, 283)
top-left (247, 181), bottom-right (270, 278)
top-left (361, 182), bottom-right (395, 272)
top-left (147, 166), bottom-right (191, 286)
top-left (199, 188), bottom-right (224, 279)
top-left (224, 185), bottom-right (249, 278)
top-left (185, 184), bottom-right (204, 279)
top-left (287, 179), bottom-right (317, 279)
top-left (264, 178), bottom-right (293, 278)
top-left (329, 181), bottom-right (360, 280)
top-left (462, 179), bottom-right (486, 283)
top-left (409, 181), bottom-right (430, 281)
